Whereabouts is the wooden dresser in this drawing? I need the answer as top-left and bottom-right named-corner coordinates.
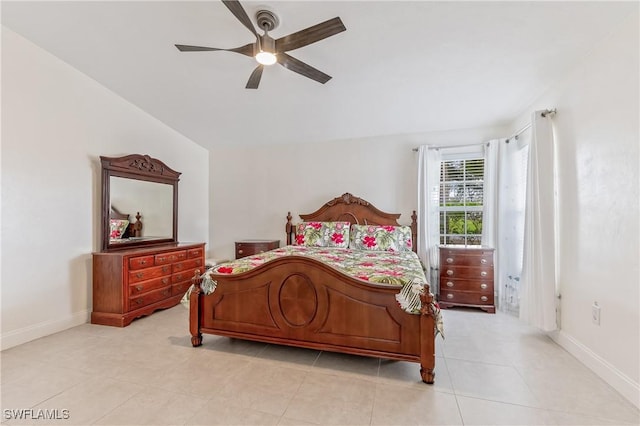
top-left (439, 246), bottom-right (495, 313)
top-left (92, 242), bottom-right (205, 327)
top-left (235, 239), bottom-right (280, 259)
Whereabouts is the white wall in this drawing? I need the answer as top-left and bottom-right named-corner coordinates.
top-left (511, 14), bottom-right (639, 406)
top-left (1, 28), bottom-right (210, 349)
top-left (209, 127), bottom-right (506, 261)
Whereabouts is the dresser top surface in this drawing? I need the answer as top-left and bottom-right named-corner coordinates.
top-left (94, 242), bottom-right (204, 256)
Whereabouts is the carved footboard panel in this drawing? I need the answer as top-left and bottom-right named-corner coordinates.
top-left (190, 256), bottom-right (436, 383)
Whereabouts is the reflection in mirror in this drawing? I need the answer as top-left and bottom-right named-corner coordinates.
top-left (110, 177), bottom-right (173, 240)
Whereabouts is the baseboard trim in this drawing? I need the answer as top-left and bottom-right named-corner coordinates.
top-left (550, 329), bottom-right (639, 409)
top-left (0, 309), bottom-right (90, 350)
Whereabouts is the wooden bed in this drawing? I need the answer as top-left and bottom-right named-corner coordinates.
top-left (189, 193), bottom-right (438, 383)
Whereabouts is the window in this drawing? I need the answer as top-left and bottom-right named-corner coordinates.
top-left (439, 158), bottom-right (485, 245)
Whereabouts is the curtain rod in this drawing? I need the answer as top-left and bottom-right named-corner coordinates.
top-left (506, 108), bottom-right (557, 143)
top-left (411, 142), bottom-right (488, 152)
top-left (413, 108), bottom-right (557, 150)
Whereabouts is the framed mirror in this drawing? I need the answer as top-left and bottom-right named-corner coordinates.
top-left (100, 154), bottom-right (180, 251)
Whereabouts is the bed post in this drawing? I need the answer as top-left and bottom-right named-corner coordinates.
top-left (189, 270), bottom-right (203, 347)
top-left (419, 283), bottom-right (436, 384)
top-left (411, 210), bottom-right (418, 254)
top-left (286, 212), bottom-right (293, 245)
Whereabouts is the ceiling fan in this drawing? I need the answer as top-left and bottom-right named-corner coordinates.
top-left (175, 0), bottom-right (346, 89)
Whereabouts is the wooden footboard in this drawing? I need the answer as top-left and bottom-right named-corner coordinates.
top-left (189, 256), bottom-right (436, 383)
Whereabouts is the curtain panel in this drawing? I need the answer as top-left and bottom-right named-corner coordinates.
top-left (519, 110), bottom-right (558, 331)
top-left (417, 146), bottom-right (442, 296)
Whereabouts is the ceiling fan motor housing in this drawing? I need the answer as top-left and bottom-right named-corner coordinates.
top-left (256, 9), bottom-right (279, 31)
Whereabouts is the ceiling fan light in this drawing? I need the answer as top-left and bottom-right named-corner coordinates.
top-left (256, 51), bottom-right (277, 66)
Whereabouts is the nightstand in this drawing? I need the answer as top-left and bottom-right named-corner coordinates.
top-left (438, 246), bottom-right (495, 313)
top-left (235, 240), bottom-right (280, 259)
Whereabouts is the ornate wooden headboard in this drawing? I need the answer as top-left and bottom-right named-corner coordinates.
top-left (286, 192), bottom-right (417, 252)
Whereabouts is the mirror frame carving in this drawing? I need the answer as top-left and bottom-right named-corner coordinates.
top-left (100, 154), bottom-right (181, 251)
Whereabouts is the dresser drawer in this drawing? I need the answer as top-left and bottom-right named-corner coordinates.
top-left (171, 269), bottom-right (199, 284)
top-left (172, 258), bottom-right (203, 273)
top-left (129, 276), bottom-right (171, 296)
top-left (128, 264), bottom-right (172, 283)
top-left (171, 281), bottom-right (191, 297)
top-left (440, 278), bottom-right (493, 293)
top-left (187, 247), bottom-right (204, 259)
top-left (129, 285), bottom-right (172, 309)
top-left (441, 265), bottom-right (493, 280)
top-left (440, 291), bottom-right (494, 306)
top-left (154, 250), bottom-right (187, 265)
top-left (129, 255), bottom-right (155, 270)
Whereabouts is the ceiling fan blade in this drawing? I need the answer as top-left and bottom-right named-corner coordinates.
top-left (175, 44), bottom-right (225, 52)
top-left (277, 53), bottom-right (331, 84)
top-left (275, 17), bottom-right (346, 53)
top-left (246, 65), bottom-right (264, 89)
top-left (176, 42), bottom-right (254, 57)
top-left (227, 43), bottom-right (255, 57)
top-left (222, 0), bottom-right (258, 38)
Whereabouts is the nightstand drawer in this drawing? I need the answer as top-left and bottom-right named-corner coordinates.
top-left (441, 265), bottom-right (493, 280)
top-left (235, 240), bottom-right (280, 259)
top-left (440, 290), bottom-right (494, 306)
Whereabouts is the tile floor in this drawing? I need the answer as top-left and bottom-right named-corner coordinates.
top-left (1, 306), bottom-right (638, 425)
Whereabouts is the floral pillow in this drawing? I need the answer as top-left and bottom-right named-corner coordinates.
top-left (109, 219), bottom-right (129, 240)
top-left (349, 224), bottom-right (413, 252)
top-left (294, 222), bottom-right (350, 248)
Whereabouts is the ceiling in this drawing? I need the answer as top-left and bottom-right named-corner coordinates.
top-left (2, 1), bottom-right (635, 149)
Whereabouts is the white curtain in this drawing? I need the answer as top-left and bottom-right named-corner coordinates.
top-left (481, 139), bottom-right (501, 308)
top-left (496, 135), bottom-right (530, 315)
top-left (417, 146), bottom-right (442, 296)
top-left (481, 140), bottom-right (500, 248)
top-left (519, 111), bottom-right (558, 331)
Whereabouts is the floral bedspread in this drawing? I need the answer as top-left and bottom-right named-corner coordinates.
top-left (210, 245), bottom-right (427, 287)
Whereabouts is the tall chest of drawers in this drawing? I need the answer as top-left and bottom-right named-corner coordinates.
top-left (92, 243), bottom-right (205, 326)
top-left (439, 246), bottom-right (495, 313)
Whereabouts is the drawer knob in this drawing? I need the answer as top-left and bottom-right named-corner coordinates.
top-left (238, 250), bottom-right (244, 254)
top-left (158, 257), bottom-right (166, 262)
top-left (136, 272), bottom-right (144, 279)
top-left (446, 257), bottom-right (454, 263)
top-left (162, 278), bottom-right (169, 284)
top-left (446, 281), bottom-right (454, 288)
top-left (480, 283), bottom-right (488, 290)
top-left (481, 258), bottom-right (487, 264)
top-left (135, 285), bottom-right (143, 292)
top-left (446, 294), bottom-right (454, 299)
top-left (446, 270), bottom-right (454, 276)
top-left (480, 296), bottom-right (488, 302)
top-left (480, 271), bottom-right (487, 277)
top-left (140, 259), bottom-right (147, 265)
top-left (135, 299), bottom-right (143, 305)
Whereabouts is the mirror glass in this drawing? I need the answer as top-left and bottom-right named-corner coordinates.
top-left (109, 177), bottom-right (174, 242)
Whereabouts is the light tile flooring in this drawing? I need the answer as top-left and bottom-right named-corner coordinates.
top-left (1, 306), bottom-right (638, 425)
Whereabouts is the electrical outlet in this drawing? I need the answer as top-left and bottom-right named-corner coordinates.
top-left (592, 302), bottom-right (601, 325)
